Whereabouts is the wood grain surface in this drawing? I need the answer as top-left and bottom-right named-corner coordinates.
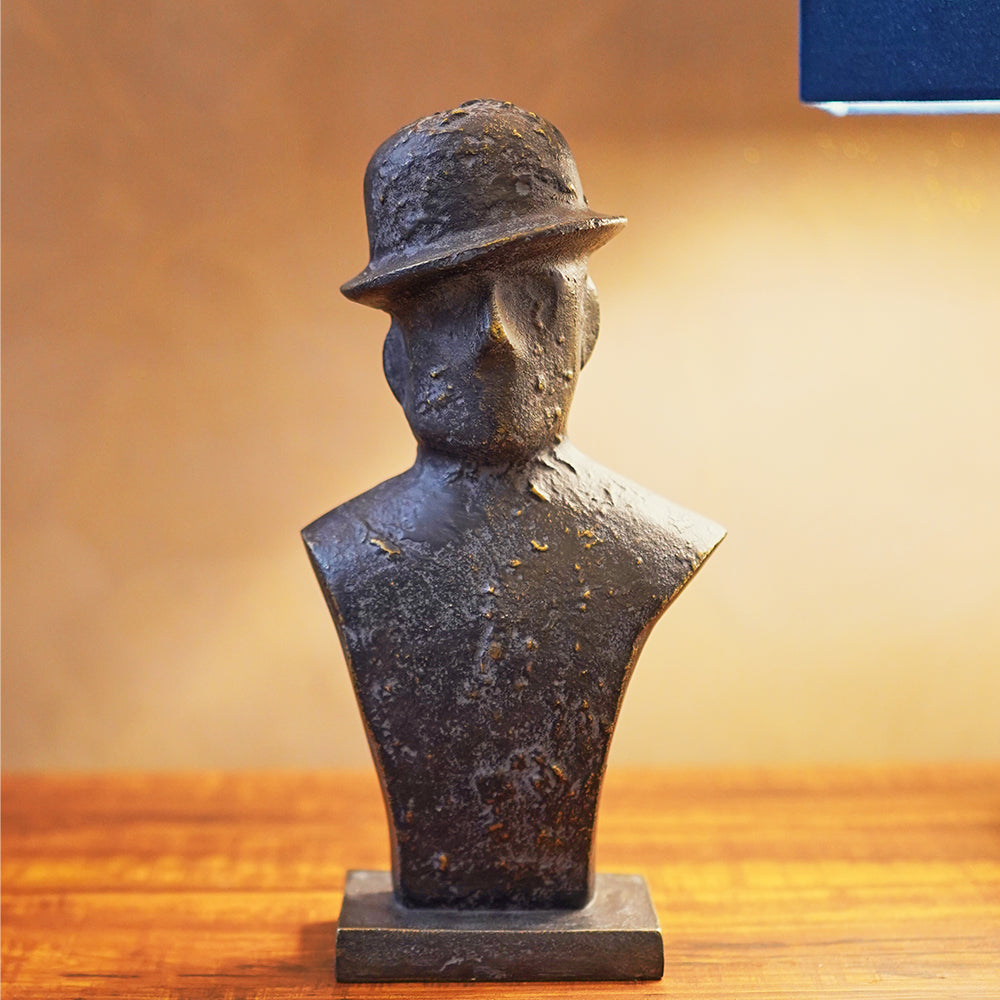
top-left (3, 766), bottom-right (998, 998)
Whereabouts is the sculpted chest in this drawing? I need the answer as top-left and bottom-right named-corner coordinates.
top-left (304, 451), bottom-right (722, 908)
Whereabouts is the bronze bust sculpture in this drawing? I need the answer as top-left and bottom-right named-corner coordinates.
top-left (303, 99), bottom-right (724, 980)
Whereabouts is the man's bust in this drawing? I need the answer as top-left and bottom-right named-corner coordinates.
top-left (304, 100), bottom-right (724, 910)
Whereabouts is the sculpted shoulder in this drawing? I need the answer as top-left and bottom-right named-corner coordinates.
top-left (301, 465), bottom-right (422, 591)
top-left (303, 443), bottom-right (724, 615)
top-left (537, 441), bottom-right (726, 605)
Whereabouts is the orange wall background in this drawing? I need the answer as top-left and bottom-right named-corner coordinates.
top-left (4, 0), bottom-right (999, 770)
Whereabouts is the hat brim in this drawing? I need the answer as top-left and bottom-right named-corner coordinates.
top-left (341, 212), bottom-right (626, 308)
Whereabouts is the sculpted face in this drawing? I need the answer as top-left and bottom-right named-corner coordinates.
top-left (384, 256), bottom-right (599, 463)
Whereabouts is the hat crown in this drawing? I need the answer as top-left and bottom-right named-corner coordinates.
top-left (363, 99), bottom-right (590, 270)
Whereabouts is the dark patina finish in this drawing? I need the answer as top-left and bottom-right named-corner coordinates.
top-left (303, 99), bottom-right (724, 977)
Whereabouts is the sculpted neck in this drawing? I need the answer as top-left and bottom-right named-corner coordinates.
top-left (414, 438), bottom-right (570, 482)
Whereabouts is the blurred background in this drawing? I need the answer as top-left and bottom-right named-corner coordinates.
top-left (3, 0), bottom-right (998, 771)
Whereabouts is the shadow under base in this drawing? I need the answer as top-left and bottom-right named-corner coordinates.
top-left (335, 870), bottom-right (664, 982)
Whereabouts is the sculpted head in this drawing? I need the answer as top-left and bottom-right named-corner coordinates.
top-left (342, 100), bottom-right (625, 463)
top-left (380, 255), bottom-right (599, 462)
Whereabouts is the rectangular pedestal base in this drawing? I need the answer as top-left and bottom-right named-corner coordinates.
top-left (335, 869), bottom-right (664, 982)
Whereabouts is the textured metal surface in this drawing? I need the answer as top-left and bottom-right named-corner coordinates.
top-left (340, 99), bottom-right (625, 306)
top-left (335, 870), bottom-right (664, 982)
top-left (303, 99), bottom-right (723, 974)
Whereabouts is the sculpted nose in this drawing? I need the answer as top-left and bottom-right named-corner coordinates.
top-left (476, 290), bottom-right (518, 361)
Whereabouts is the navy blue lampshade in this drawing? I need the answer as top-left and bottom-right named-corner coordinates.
top-left (801, 0), bottom-right (1000, 114)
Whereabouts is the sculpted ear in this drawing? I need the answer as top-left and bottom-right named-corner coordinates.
top-left (383, 320), bottom-right (409, 404)
top-left (580, 274), bottom-right (600, 369)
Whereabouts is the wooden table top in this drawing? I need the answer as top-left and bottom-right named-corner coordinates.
top-left (2, 765), bottom-right (998, 998)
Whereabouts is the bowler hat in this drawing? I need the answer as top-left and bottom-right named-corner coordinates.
top-left (342, 100), bottom-right (625, 307)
